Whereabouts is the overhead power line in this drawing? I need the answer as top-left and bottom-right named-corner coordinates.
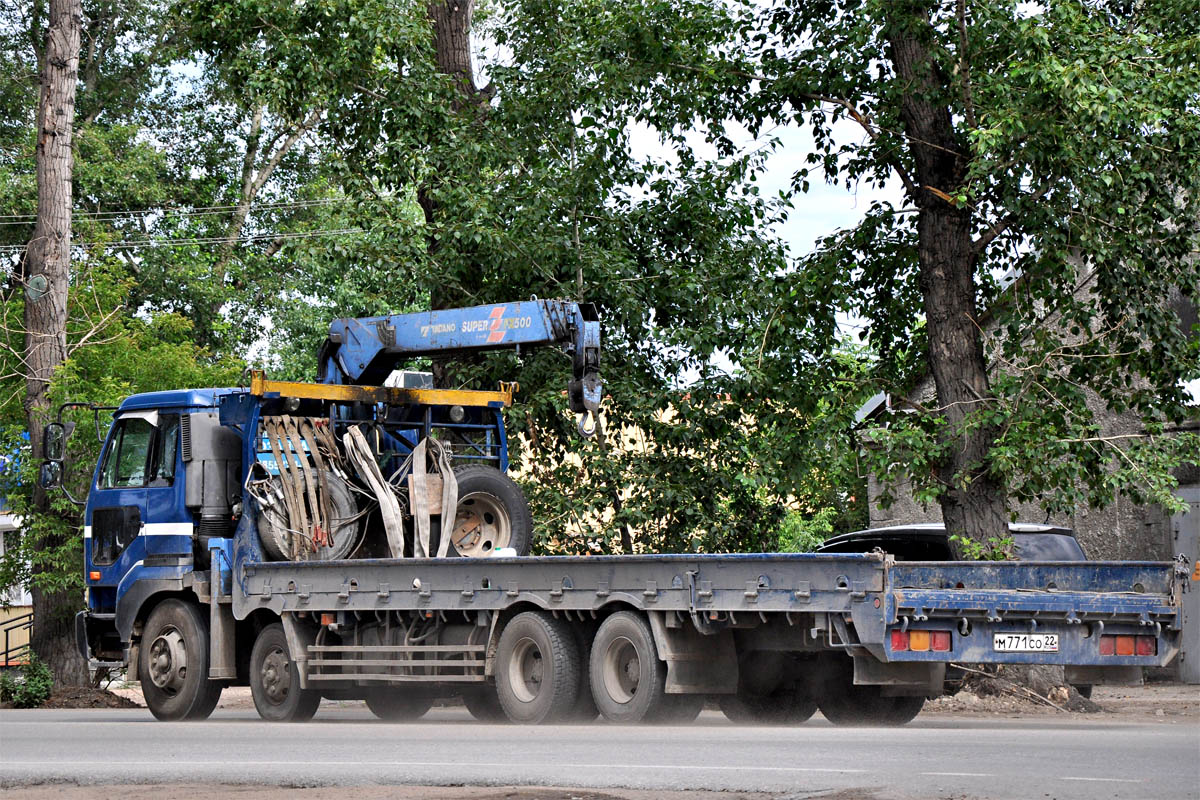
top-left (0, 227), bottom-right (368, 254)
top-left (0, 198), bottom-right (368, 226)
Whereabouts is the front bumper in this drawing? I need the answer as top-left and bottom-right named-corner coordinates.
top-left (75, 610), bottom-right (123, 663)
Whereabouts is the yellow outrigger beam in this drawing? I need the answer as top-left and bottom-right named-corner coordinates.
top-left (247, 370), bottom-right (516, 408)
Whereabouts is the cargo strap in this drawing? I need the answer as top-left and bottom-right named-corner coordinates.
top-left (405, 438), bottom-right (458, 558)
top-left (343, 425), bottom-right (406, 558)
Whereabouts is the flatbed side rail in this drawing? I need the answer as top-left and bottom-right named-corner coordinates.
top-left (233, 552), bottom-right (890, 619)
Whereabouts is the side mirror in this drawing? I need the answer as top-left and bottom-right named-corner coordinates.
top-left (43, 421), bottom-right (71, 461)
top-left (39, 461), bottom-right (62, 490)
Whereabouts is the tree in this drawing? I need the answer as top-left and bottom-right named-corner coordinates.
top-left (184, 0), bottom-right (866, 554)
top-left (21, 0), bottom-right (86, 686)
top-left (753, 0), bottom-right (1200, 545)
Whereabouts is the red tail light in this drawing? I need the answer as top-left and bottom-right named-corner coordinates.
top-left (1100, 634), bottom-right (1156, 657)
top-left (890, 629), bottom-right (951, 652)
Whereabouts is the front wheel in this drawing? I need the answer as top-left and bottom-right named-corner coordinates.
top-left (250, 623), bottom-right (321, 722)
top-left (140, 599), bottom-right (222, 721)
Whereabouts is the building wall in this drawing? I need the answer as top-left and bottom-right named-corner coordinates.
top-left (0, 514), bottom-right (31, 666)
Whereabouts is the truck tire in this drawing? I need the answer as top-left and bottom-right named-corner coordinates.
top-left (719, 652), bottom-right (817, 725)
top-left (720, 688), bottom-right (817, 724)
top-left (139, 599), bottom-right (223, 721)
top-left (250, 623), bottom-right (321, 722)
top-left (462, 687), bottom-right (509, 722)
top-left (815, 654), bottom-right (924, 726)
top-left (364, 690), bottom-right (433, 721)
top-left (649, 694), bottom-right (704, 724)
top-left (495, 611), bottom-right (580, 723)
top-left (589, 611), bottom-right (672, 724)
top-left (567, 624), bottom-right (599, 722)
top-left (447, 466), bottom-right (532, 557)
top-left (258, 472), bottom-right (361, 562)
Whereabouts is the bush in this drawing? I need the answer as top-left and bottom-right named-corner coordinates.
top-left (0, 656), bottom-right (54, 708)
top-left (777, 508), bottom-right (837, 553)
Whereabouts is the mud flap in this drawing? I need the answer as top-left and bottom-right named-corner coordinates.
top-left (854, 655), bottom-right (945, 697)
top-left (647, 611), bottom-right (738, 694)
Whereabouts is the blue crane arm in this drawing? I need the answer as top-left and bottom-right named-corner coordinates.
top-left (317, 300), bottom-right (602, 433)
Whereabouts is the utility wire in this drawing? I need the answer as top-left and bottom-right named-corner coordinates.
top-left (0, 227), bottom-right (367, 254)
top-left (0, 198), bottom-right (366, 226)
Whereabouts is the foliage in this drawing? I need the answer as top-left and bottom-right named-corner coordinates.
top-left (950, 534), bottom-right (1015, 562)
top-left (0, 655), bottom-right (55, 708)
top-left (777, 508), bottom-right (837, 554)
top-left (0, 258), bottom-right (242, 601)
top-left (751, 0), bottom-right (1200, 532)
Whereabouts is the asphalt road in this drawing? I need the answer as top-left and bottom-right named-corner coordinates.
top-left (1, 707), bottom-right (1197, 800)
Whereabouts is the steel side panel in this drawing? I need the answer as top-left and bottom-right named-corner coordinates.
top-left (233, 552), bottom-right (885, 620)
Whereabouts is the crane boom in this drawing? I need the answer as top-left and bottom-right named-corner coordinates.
top-left (317, 299), bottom-right (602, 435)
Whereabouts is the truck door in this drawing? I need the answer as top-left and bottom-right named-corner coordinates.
top-left (87, 411), bottom-right (187, 582)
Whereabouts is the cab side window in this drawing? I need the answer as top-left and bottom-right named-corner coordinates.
top-left (150, 415), bottom-right (179, 487)
top-left (100, 419), bottom-right (154, 489)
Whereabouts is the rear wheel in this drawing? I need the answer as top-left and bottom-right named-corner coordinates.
top-left (719, 652), bottom-right (817, 725)
top-left (448, 466), bottom-right (532, 557)
top-left (567, 624), bottom-right (599, 722)
top-left (816, 655), bottom-right (924, 726)
top-left (250, 623), bottom-right (320, 722)
top-left (364, 690), bottom-right (433, 721)
top-left (462, 687), bottom-right (509, 722)
top-left (495, 611), bottom-right (581, 723)
top-left (590, 611), bottom-right (672, 723)
top-left (650, 694), bottom-right (704, 724)
top-left (140, 599), bottom-right (223, 721)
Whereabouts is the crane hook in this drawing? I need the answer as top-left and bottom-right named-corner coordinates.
top-left (577, 409), bottom-right (597, 438)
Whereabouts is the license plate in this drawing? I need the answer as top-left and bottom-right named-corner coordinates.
top-left (993, 633), bottom-right (1059, 652)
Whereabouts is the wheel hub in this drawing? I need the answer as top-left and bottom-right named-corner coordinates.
top-left (602, 636), bottom-right (640, 704)
top-left (451, 493), bottom-right (511, 557)
top-left (260, 646), bottom-right (292, 705)
top-left (509, 638), bottom-right (544, 703)
top-left (147, 627), bottom-right (187, 695)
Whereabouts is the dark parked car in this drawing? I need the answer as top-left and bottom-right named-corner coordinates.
top-left (816, 523), bottom-right (1088, 562)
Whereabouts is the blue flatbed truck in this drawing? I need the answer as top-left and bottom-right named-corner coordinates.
top-left (42, 301), bottom-right (1186, 724)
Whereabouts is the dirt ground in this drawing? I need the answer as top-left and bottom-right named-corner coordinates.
top-left (923, 681), bottom-right (1199, 720)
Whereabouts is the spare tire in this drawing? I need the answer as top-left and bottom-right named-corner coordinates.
top-left (258, 471), bottom-right (361, 561)
top-left (445, 466), bottom-right (532, 557)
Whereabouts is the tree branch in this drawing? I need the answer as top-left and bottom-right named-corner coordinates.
top-left (972, 183), bottom-right (1050, 254)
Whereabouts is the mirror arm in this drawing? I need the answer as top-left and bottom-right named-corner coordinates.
top-left (53, 402), bottom-right (118, 443)
top-left (59, 485), bottom-right (83, 507)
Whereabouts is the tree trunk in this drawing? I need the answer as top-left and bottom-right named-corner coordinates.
top-left (24, 0), bottom-right (88, 686)
top-left (886, 5), bottom-right (1009, 546)
top-left (425, 0), bottom-right (486, 388)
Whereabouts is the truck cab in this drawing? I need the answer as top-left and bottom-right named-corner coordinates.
top-left (79, 389), bottom-right (241, 666)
